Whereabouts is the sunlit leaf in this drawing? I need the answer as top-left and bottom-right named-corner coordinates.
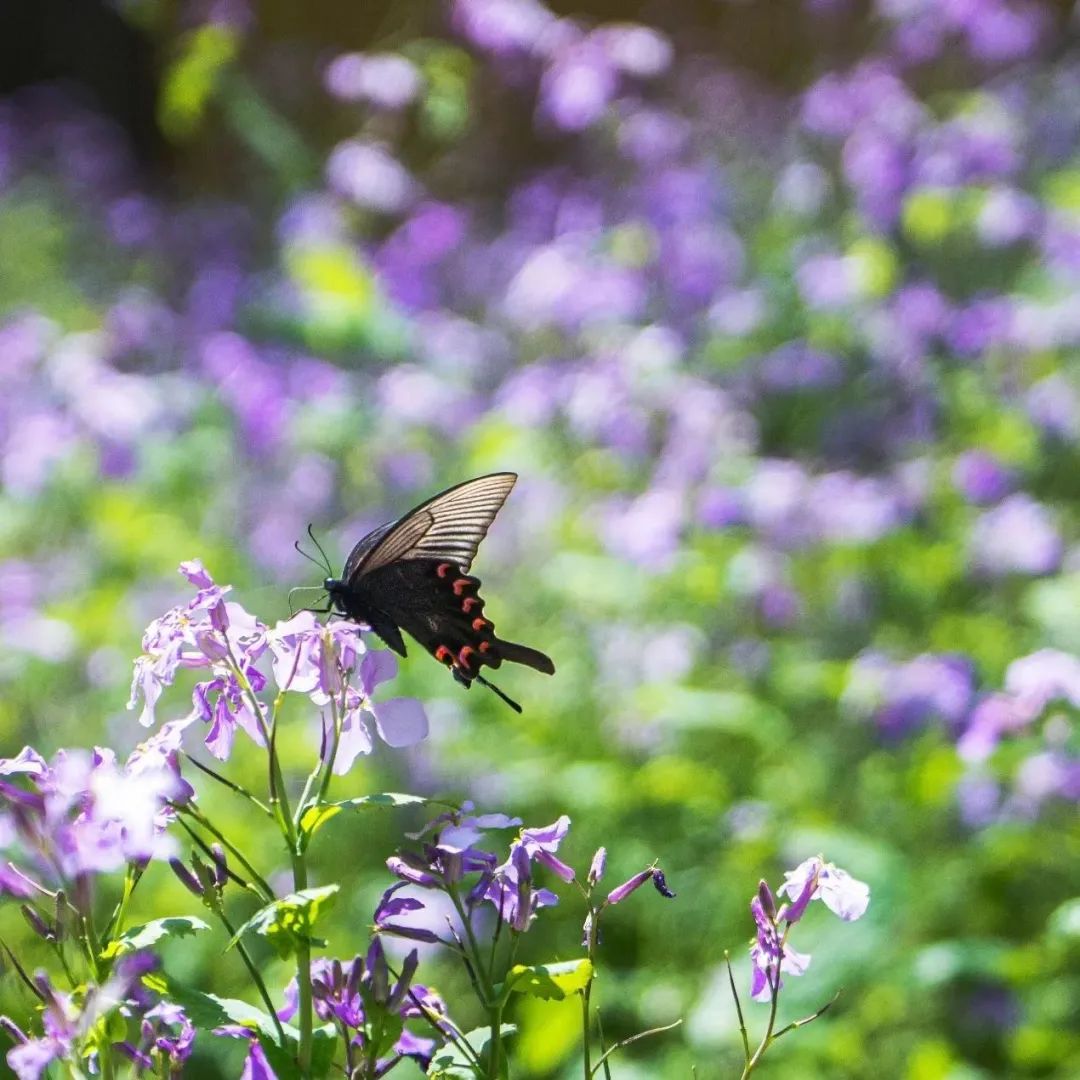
top-left (507, 959), bottom-right (593, 1001)
top-left (227, 885), bottom-right (340, 959)
top-left (101, 916), bottom-right (210, 959)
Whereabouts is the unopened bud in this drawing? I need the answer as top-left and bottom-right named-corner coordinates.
top-left (169, 858), bottom-right (203, 897)
top-left (587, 847), bottom-right (607, 886)
top-left (757, 880), bottom-right (776, 920)
top-left (20, 905), bottom-right (53, 942)
top-left (210, 844), bottom-right (229, 889)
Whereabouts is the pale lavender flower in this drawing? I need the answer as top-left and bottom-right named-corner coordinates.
top-left (482, 840), bottom-right (559, 931)
top-left (128, 561), bottom-right (269, 760)
top-left (970, 494), bottom-right (1062, 577)
top-left (749, 892), bottom-right (811, 1003)
top-left (326, 141), bottom-right (415, 213)
top-left (520, 815), bottom-right (575, 882)
top-left (778, 856), bottom-right (870, 923)
top-left (0, 745), bottom-right (183, 890)
top-left (538, 38), bottom-right (618, 132)
top-left (451, 0), bottom-right (556, 57)
top-left (324, 52), bottom-right (422, 109)
top-left (1004, 648), bottom-right (1080, 714)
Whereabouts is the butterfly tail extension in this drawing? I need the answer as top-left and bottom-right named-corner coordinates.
top-left (475, 673), bottom-right (523, 714)
top-left (495, 639), bottom-right (556, 675)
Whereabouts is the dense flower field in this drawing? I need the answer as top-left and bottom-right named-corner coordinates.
top-left (0, 0), bottom-right (1078, 1076)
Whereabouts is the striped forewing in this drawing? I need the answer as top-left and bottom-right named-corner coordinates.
top-left (346, 473), bottom-right (518, 579)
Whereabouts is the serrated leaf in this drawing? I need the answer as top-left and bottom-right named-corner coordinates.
top-left (507, 959), bottom-right (593, 1001)
top-left (299, 792), bottom-right (431, 841)
top-left (228, 885), bottom-right (340, 959)
top-left (428, 1025), bottom-right (517, 1079)
top-left (101, 916), bottom-right (211, 959)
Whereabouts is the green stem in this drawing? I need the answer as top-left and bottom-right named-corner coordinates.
top-left (174, 808), bottom-right (275, 901)
top-left (292, 851), bottom-right (313, 1078)
top-left (741, 928), bottom-right (786, 1078)
top-left (581, 991), bottom-right (592, 1080)
top-left (219, 912), bottom-right (287, 1045)
top-left (724, 951), bottom-right (751, 1064)
top-left (182, 752), bottom-right (273, 817)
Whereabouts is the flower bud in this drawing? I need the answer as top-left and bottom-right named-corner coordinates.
top-left (20, 904), bottom-right (53, 942)
top-left (169, 858), bottom-right (203, 897)
top-left (210, 844), bottom-right (229, 889)
top-left (195, 630), bottom-right (229, 662)
top-left (587, 847), bottom-right (607, 886)
top-left (605, 868), bottom-right (653, 905)
top-left (757, 879), bottom-right (776, 920)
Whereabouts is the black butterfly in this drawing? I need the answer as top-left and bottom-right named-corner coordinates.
top-left (297, 473), bottom-right (555, 713)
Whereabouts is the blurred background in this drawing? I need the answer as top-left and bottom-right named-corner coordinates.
top-left (1, 0), bottom-right (1079, 1076)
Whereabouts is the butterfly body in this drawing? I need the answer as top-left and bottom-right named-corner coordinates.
top-left (323, 473), bottom-right (554, 712)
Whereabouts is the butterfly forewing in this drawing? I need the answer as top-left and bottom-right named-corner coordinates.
top-left (347, 473), bottom-right (518, 580)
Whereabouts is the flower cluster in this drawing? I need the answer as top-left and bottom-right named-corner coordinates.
top-left (129, 562), bottom-right (427, 768)
top-left (0, 739), bottom-right (186, 900)
top-left (750, 856), bottom-right (870, 1003)
top-left (277, 942), bottom-right (447, 1076)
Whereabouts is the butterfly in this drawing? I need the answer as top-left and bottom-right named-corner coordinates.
top-left (296, 473), bottom-right (555, 713)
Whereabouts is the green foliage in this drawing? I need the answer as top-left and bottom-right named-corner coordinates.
top-left (228, 886), bottom-right (341, 959)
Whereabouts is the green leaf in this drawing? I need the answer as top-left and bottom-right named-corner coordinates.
top-left (101, 916), bottom-right (211, 959)
top-left (228, 885), bottom-right (340, 959)
top-left (158, 978), bottom-right (337, 1079)
top-left (299, 792), bottom-right (432, 841)
top-left (428, 1025), bottom-right (517, 1079)
top-left (507, 959), bottom-right (594, 1001)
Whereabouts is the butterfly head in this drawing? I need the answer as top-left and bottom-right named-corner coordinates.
top-left (323, 576), bottom-right (344, 602)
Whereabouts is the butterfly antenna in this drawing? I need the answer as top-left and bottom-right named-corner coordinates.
top-left (293, 538), bottom-right (327, 573)
top-left (306, 523), bottom-right (334, 576)
top-left (475, 674), bottom-right (523, 714)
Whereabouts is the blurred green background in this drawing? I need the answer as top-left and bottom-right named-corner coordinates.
top-left (1, 0), bottom-right (1079, 1076)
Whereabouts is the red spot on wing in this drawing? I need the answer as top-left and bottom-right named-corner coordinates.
top-left (452, 578), bottom-right (473, 596)
top-left (462, 597), bottom-right (481, 613)
top-left (472, 617), bottom-right (489, 631)
top-left (436, 563), bottom-right (453, 578)
top-left (434, 645), bottom-right (453, 665)
top-left (478, 641), bottom-right (492, 654)
top-left (458, 645), bottom-right (476, 668)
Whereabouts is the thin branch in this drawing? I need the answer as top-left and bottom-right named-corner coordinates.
top-left (589, 1019), bottom-right (683, 1076)
top-left (182, 752), bottom-right (272, 816)
top-left (725, 950), bottom-right (751, 1063)
top-left (772, 991), bottom-right (841, 1041)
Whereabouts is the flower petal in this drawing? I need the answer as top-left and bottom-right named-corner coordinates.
top-left (371, 698), bottom-right (429, 747)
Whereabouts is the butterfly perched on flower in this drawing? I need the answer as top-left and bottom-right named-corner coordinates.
top-left (299, 473), bottom-right (554, 713)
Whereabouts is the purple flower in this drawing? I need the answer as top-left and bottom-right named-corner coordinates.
top-left (0, 744), bottom-right (184, 891)
top-left (519, 815), bottom-right (575, 882)
top-left (451, 0), bottom-right (555, 57)
top-left (326, 140), bottom-right (415, 213)
top-left (749, 892), bottom-right (811, 1003)
top-left (605, 864), bottom-right (676, 904)
top-left (970, 494), bottom-right (1062, 577)
top-left (140, 1002), bottom-right (195, 1069)
top-left (268, 613), bottom-right (428, 770)
top-left (953, 450), bottom-right (1012, 504)
top-left (128, 562), bottom-right (270, 760)
top-left (778, 856), bottom-right (870, 922)
top-left (324, 53), bottom-right (421, 109)
top-left (482, 841), bottom-right (559, 931)
top-left (587, 847), bottom-right (607, 885)
top-left (213, 1027), bottom-right (278, 1080)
